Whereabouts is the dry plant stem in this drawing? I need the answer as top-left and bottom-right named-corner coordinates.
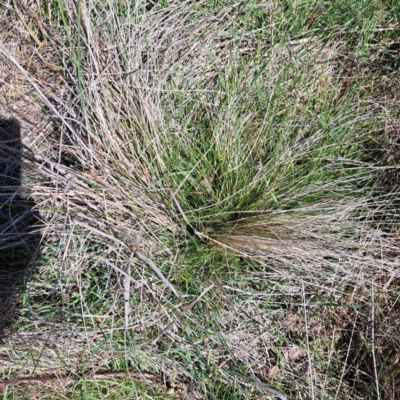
top-left (124, 261), bottom-right (132, 329)
top-left (0, 370), bottom-right (163, 388)
top-left (230, 371), bottom-right (288, 400)
top-left (134, 251), bottom-right (179, 297)
top-left (302, 284), bottom-right (314, 399)
top-left (371, 283), bottom-right (380, 399)
top-left (51, 218), bottom-right (75, 302)
top-left (99, 257), bottom-right (138, 285)
top-left (152, 283), bottom-right (215, 345)
top-left (118, 227), bottom-right (179, 297)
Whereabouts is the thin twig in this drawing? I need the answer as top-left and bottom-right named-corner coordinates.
top-left (152, 283), bottom-right (215, 344)
top-left (0, 370), bottom-right (162, 388)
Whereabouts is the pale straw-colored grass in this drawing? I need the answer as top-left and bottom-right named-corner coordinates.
top-left (1, 1), bottom-right (399, 398)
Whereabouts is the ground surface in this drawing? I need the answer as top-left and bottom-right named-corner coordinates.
top-left (0, 1), bottom-right (399, 399)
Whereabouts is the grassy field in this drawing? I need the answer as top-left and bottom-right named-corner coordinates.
top-left (1, 0), bottom-right (399, 399)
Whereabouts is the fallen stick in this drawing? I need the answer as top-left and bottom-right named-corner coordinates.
top-left (0, 370), bottom-right (162, 388)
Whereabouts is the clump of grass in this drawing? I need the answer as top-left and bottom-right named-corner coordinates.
top-left (0, 0), bottom-right (399, 399)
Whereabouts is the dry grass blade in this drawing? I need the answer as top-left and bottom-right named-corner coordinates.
top-left (124, 261), bottom-right (131, 329)
top-left (119, 226), bottom-right (179, 297)
top-left (1, 0), bottom-right (399, 399)
top-left (152, 283), bottom-right (215, 344)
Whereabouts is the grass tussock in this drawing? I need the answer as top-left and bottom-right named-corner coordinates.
top-left (0, 0), bottom-right (399, 399)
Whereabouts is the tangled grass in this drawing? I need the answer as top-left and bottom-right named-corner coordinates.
top-left (0, 0), bottom-right (399, 398)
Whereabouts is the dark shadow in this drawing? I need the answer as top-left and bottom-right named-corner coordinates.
top-left (0, 118), bottom-right (41, 337)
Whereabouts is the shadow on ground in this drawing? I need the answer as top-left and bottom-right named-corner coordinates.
top-left (0, 118), bottom-right (41, 336)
